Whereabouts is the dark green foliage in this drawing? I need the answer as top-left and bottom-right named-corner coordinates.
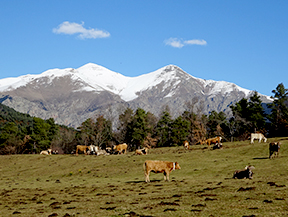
top-left (76, 115), bottom-right (112, 149)
top-left (230, 91), bottom-right (266, 140)
top-left (126, 108), bottom-right (149, 150)
top-left (268, 83), bottom-right (288, 137)
top-left (155, 110), bottom-right (173, 147)
top-left (170, 116), bottom-right (190, 145)
top-left (207, 111), bottom-right (229, 140)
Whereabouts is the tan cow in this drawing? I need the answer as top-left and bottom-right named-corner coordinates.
top-left (135, 147), bottom-right (148, 155)
top-left (143, 160), bottom-right (181, 183)
top-left (40, 149), bottom-right (52, 155)
top-left (113, 143), bottom-right (128, 155)
top-left (203, 136), bottom-right (222, 147)
top-left (183, 140), bottom-right (190, 150)
top-left (76, 145), bottom-right (89, 155)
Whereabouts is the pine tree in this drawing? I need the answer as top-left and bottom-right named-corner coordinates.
top-left (268, 83), bottom-right (288, 137)
top-left (170, 116), bottom-right (190, 146)
top-left (155, 110), bottom-right (172, 147)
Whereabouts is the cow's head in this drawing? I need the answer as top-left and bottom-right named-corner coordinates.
top-left (174, 162), bottom-right (181, 170)
top-left (245, 165), bottom-right (255, 171)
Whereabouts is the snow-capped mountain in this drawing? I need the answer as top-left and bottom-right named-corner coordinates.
top-left (0, 63), bottom-right (271, 128)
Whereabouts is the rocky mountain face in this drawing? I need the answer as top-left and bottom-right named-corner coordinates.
top-left (0, 63), bottom-right (271, 128)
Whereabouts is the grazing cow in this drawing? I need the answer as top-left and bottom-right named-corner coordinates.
top-left (76, 145), bottom-right (89, 155)
top-left (269, 142), bottom-right (280, 159)
top-left (113, 143), bottom-right (128, 155)
top-left (183, 141), bottom-right (190, 150)
top-left (204, 136), bottom-right (222, 147)
top-left (143, 160), bottom-right (181, 183)
top-left (135, 147), bottom-right (148, 155)
top-left (233, 166), bottom-right (255, 179)
top-left (40, 149), bottom-right (52, 155)
top-left (250, 133), bottom-right (267, 144)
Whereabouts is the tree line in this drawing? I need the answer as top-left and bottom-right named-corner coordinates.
top-left (0, 83), bottom-right (287, 154)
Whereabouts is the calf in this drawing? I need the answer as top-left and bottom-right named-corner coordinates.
top-left (135, 147), bottom-right (148, 155)
top-left (269, 142), bottom-right (280, 159)
top-left (40, 149), bottom-right (52, 155)
top-left (233, 166), bottom-right (255, 179)
top-left (143, 160), bottom-right (181, 183)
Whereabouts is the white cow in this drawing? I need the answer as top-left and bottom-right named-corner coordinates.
top-left (87, 145), bottom-right (99, 155)
top-left (40, 149), bottom-right (52, 155)
top-left (250, 133), bottom-right (267, 144)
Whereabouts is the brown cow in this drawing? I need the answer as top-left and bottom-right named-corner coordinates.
top-left (76, 145), bottom-right (89, 155)
top-left (143, 160), bottom-right (181, 183)
top-left (183, 141), bottom-right (190, 150)
top-left (113, 143), bottom-right (128, 155)
top-left (269, 142), bottom-right (280, 159)
top-left (203, 136), bottom-right (222, 147)
top-left (135, 147), bottom-right (148, 155)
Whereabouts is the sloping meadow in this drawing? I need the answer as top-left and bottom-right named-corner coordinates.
top-left (0, 138), bottom-right (287, 216)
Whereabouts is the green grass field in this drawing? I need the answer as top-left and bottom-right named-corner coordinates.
top-left (0, 138), bottom-right (287, 217)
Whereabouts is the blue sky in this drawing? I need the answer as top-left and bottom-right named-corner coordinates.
top-left (1, 1), bottom-right (287, 96)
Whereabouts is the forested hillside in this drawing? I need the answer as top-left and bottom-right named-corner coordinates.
top-left (0, 103), bottom-right (59, 154)
top-left (0, 83), bottom-right (287, 155)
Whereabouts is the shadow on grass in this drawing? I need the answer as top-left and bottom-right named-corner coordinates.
top-left (253, 157), bottom-right (269, 160)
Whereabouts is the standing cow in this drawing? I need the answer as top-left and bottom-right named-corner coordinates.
top-left (269, 142), bottom-right (280, 159)
top-left (203, 136), bottom-right (222, 148)
top-left (143, 160), bottom-right (181, 183)
top-left (76, 145), bottom-right (89, 155)
top-left (113, 143), bottom-right (128, 155)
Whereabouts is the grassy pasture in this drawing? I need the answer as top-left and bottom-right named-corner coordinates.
top-left (0, 138), bottom-right (287, 217)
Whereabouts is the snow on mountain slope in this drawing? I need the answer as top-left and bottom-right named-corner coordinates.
top-left (0, 63), bottom-right (264, 101)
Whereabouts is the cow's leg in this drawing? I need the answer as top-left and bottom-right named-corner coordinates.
top-left (163, 171), bottom-right (167, 181)
top-left (166, 171), bottom-right (170, 181)
top-left (145, 171), bottom-right (150, 183)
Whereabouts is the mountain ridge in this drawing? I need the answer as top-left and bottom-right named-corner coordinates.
top-left (0, 63), bottom-right (271, 128)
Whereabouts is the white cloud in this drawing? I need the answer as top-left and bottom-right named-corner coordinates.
top-left (53, 21), bottom-right (110, 39)
top-left (184, 39), bottom-right (207, 46)
top-left (165, 37), bottom-right (207, 48)
top-left (164, 38), bottom-right (184, 48)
